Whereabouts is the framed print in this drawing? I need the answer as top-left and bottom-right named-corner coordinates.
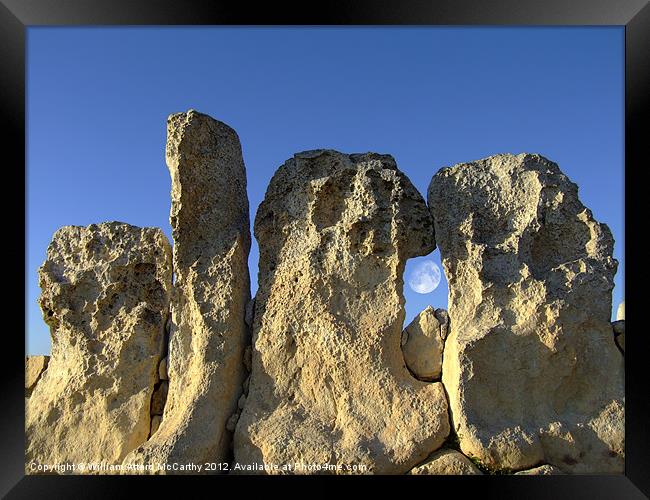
top-left (2, 0), bottom-right (648, 497)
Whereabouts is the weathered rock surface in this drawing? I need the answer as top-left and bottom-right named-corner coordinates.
top-left (244, 298), bottom-right (255, 328)
top-left (150, 415), bottom-right (162, 436)
top-left (27, 222), bottom-right (172, 470)
top-left (514, 464), bottom-right (563, 475)
top-left (25, 355), bottom-right (49, 395)
top-left (428, 153), bottom-right (624, 474)
top-left (158, 356), bottom-right (168, 380)
top-left (612, 321), bottom-right (625, 337)
top-left (613, 321), bottom-right (625, 354)
top-left (234, 150), bottom-right (449, 474)
top-left (616, 334), bottom-right (625, 353)
top-left (123, 110), bottom-right (251, 472)
top-left (401, 306), bottom-right (448, 381)
top-left (150, 381), bottom-right (168, 415)
top-left (409, 449), bottom-right (482, 475)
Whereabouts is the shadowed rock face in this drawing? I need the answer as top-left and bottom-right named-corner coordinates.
top-left (428, 153), bottom-right (624, 473)
top-left (123, 110), bottom-right (251, 473)
top-left (27, 222), bottom-right (172, 470)
top-left (613, 321), bottom-right (625, 354)
top-left (233, 150), bottom-right (449, 474)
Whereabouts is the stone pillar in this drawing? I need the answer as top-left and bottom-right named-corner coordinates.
top-left (233, 150), bottom-right (449, 474)
top-left (123, 110), bottom-right (251, 473)
top-left (429, 153), bottom-right (624, 473)
top-left (27, 223), bottom-right (172, 471)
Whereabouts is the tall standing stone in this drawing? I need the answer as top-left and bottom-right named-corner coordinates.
top-left (233, 150), bottom-right (449, 474)
top-left (123, 110), bottom-right (251, 472)
top-left (26, 223), bottom-right (172, 470)
top-left (428, 153), bottom-right (624, 473)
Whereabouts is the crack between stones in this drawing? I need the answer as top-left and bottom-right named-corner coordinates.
top-left (147, 285), bottom-right (172, 440)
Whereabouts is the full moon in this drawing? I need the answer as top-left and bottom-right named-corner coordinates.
top-left (407, 260), bottom-right (441, 294)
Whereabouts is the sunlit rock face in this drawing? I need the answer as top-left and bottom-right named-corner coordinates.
top-left (27, 223), bottom-right (172, 471)
top-left (401, 306), bottom-right (448, 381)
top-left (123, 110), bottom-right (251, 473)
top-left (514, 464), bottom-right (564, 475)
top-left (408, 448), bottom-right (482, 475)
top-left (25, 356), bottom-right (49, 397)
top-left (234, 150), bottom-right (449, 474)
top-left (428, 153), bottom-right (624, 474)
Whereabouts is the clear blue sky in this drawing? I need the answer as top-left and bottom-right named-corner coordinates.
top-left (26, 27), bottom-right (624, 355)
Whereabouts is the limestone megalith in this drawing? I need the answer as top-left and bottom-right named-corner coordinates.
top-left (428, 153), bottom-right (624, 473)
top-left (123, 110), bottom-right (251, 472)
top-left (234, 150), bottom-right (449, 474)
top-left (27, 223), bottom-right (172, 471)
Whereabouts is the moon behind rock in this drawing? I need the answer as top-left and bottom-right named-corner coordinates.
top-left (408, 260), bottom-right (441, 294)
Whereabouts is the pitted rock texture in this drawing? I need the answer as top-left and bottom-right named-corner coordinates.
top-left (27, 223), bottom-right (172, 470)
top-left (233, 150), bottom-right (449, 474)
top-left (409, 448), bottom-right (482, 475)
top-left (428, 153), bottom-right (624, 474)
top-left (123, 110), bottom-right (251, 472)
top-left (401, 306), bottom-right (448, 381)
top-left (514, 464), bottom-right (563, 475)
top-left (25, 355), bottom-right (49, 396)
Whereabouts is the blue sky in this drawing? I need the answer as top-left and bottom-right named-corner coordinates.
top-left (26, 27), bottom-right (624, 355)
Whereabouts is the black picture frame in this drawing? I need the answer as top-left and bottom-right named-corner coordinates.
top-left (3, 0), bottom-right (647, 497)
